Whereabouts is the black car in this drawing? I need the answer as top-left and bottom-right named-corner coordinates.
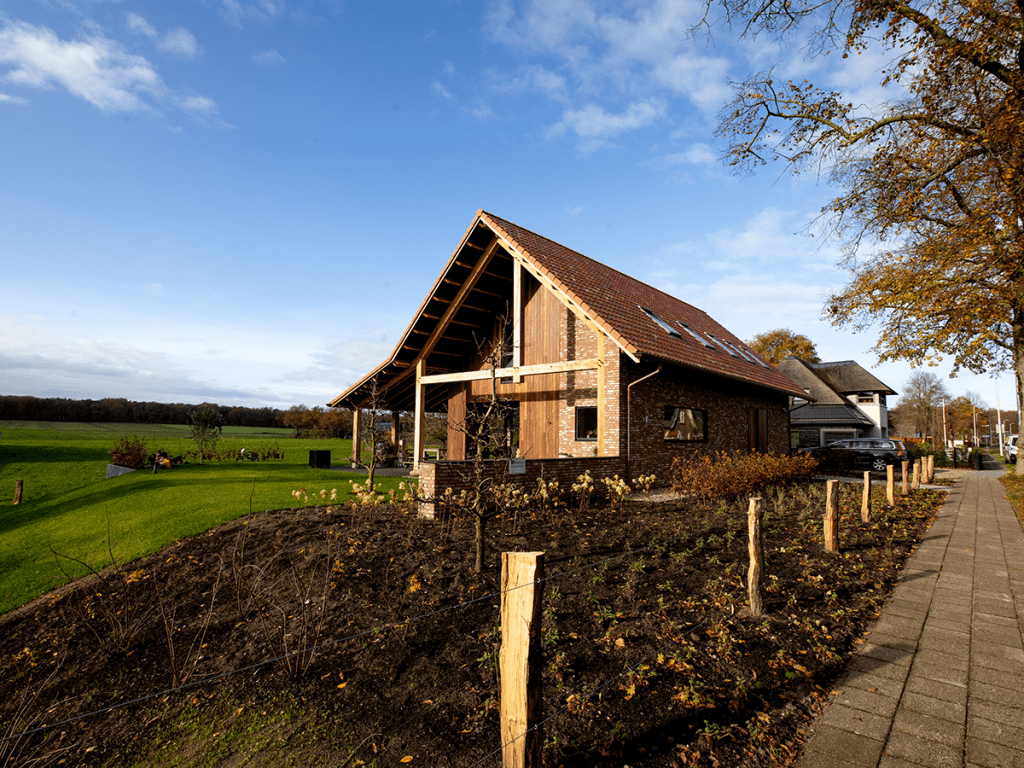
top-left (802, 438), bottom-right (908, 473)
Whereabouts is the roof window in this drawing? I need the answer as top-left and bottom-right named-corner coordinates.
top-left (677, 322), bottom-right (715, 348)
top-left (705, 333), bottom-right (740, 358)
top-left (639, 306), bottom-right (681, 338)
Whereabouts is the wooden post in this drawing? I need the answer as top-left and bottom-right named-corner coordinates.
top-left (861, 471), bottom-right (871, 523)
top-left (351, 409), bottom-right (362, 466)
top-left (500, 552), bottom-right (544, 768)
top-left (901, 461), bottom-right (909, 495)
top-left (14, 479), bottom-right (23, 505)
top-left (747, 498), bottom-right (764, 617)
top-left (824, 480), bottom-right (839, 553)
top-left (886, 464), bottom-right (895, 506)
top-left (390, 410), bottom-right (401, 458)
top-left (413, 358), bottom-right (426, 475)
top-left (926, 455), bottom-right (935, 483)
top-left (912, 460), bottom-right (921, 490)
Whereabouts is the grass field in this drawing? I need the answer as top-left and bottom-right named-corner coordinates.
top-left (0, 420), bottom-right (412, 614)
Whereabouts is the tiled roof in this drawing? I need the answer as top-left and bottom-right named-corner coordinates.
top-left (790, 403), bottom-right (875, 426)
top-left (330, 210), bottom-right (806, 409)
top-left (481, 211), bottom-right (806, 397)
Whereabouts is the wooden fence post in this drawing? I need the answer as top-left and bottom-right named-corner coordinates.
top-left (500, 552), bottom-right (544, 768)
top-left (747, 497), bottom-right (764, 617)
top-left (912, 460), bottom-right (921, 491)
top-left (886, 465), bottom-right (895, 506)
top-left (824, 480), bottom-right (839, 553)
top-left (926, 455), bottom-right (935, 483)
top-left (14, 479), bottom-right (23, 505)
top-left (901, 461), bottom-right (909, 495)
top-left (861, 471), bottom-right (871, 523)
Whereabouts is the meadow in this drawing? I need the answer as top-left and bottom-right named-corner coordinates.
top-left (0, 421), bottom-right (410, 614)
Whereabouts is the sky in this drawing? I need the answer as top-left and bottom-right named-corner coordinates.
top-left (0, 0), bottom-right (1018, 429)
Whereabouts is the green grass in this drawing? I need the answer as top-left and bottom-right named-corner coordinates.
top-left (0, 421), bottom-right (413, 614)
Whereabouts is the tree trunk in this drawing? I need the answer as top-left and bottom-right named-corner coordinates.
top-left (1015, 312), bottom-right (1024, 475)
top-left (474, 509), bottom-right (485, 573)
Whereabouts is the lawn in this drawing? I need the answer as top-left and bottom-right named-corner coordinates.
top-left (0, 421), bottom-right (412, 614)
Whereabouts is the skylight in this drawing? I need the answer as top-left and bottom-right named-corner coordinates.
top-left (639, 306), bottom-right (681, 338)
top-left (677, 322), bottom-right (715, 348)
top-left (706, 333), bottom-right (740, 357)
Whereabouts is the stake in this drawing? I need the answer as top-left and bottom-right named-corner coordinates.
top-left (901, 461), bottom-right (909, 495)
top-left (886, 465), bottom-right (895, 506)
top-left (747, 498), bottom-right (764, 617)
top-left (861, 471), bottom-right (871, 523)
top-left (14, 479), bottom-right (23, 505)
top-left (912, 460), bottom-right (921, 491)
top-left (500, 552), bottom-right (544, 768)
top-left (824, 480), bottom-right (839, 553)
top-left (926, 455), bottom-right (935, 483)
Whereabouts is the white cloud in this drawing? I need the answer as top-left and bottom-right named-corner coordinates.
top-left (219, 0), bottom-right (282, 27)
top-left (0, 20), bottom-right (219, 119)
top-left (566, 205), bottom-right (584, 215)
top-left (0, 19), bottom-right (162, 112)
top-left (142, 283), bottom-right (164, 296)
top-left (126, 13), bottom-right (157, 38)
top-left (470, 100), bottom-right (496, 120)
top-left (657, 143), bottom-right (718, 166)
top-left (431, 80), bottom-right (453, 99)
top-left (252, 48), bottom-right (285, 66)
top-left (159, 28), bottom-right (201, 59)
top-left (0, 92), bottom-right (28, 105)
top-left (549, 98), bottom-right (666, 140)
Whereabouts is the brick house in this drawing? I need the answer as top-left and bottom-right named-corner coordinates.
top-left (329, 211), bottom-right (805, 511)
top-left (778, 356), bottom-right (897, 448)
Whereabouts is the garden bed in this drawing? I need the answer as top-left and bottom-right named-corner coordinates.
top-left (1, 482), bottom-right (945, 767)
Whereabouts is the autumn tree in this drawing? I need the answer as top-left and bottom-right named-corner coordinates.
top-left (746, 328), bottom-right (820, 366)
top-left (711, 0), bottom-right (1024, 473)
top-left (895, 371), bottom-right (950, 439)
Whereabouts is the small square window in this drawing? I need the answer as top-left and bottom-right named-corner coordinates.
top-left (575, 406), bottom-right (598, 441)
top-left (664, 406), bottom-right (707, 442)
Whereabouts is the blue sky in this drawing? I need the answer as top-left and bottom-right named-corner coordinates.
top-left (0, 0), bottom-right (1015, 425)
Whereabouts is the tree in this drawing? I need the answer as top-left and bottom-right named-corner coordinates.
top-left (712, 0), bottom-right (1024, 473)
top-left (746, 328), bottom-right (820, 366)
top-left (895, 371), bottom-right (950, 439)
top-left (188, 406), bottom-right (223, 465)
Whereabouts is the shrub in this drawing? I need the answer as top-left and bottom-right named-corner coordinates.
top-left (108, 435), bottom-right (149, 469)
top-left (670, 451), bottom-right (819, 505)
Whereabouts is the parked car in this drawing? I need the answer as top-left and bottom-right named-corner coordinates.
top-left (801, 438), bottom-right (909, 473)
top-left (1005, 435), bottom-right (1018, 464)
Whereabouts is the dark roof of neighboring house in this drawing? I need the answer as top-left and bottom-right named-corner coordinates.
top-left (790, 403), bottom-right (876, 426)
top-left (806, 360), bottom-right (896, 396)
top-left (330, 210), bottom-right (806, 410)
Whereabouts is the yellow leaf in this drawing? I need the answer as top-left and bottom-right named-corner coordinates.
top-left (400, 757), bottom-right (414, 763)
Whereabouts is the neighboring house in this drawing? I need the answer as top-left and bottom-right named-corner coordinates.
top-left (778, 357), bottom-right (897, 448)
top-left (329, 210), bottom-right (806, 512)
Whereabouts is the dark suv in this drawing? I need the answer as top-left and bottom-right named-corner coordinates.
top-left (802, 438), bottom-right (908, 473)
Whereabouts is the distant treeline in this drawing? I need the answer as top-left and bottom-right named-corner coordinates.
top-left (0, 396), bottom-right (354, 437)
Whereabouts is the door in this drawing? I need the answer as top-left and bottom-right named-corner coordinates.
top-left (748, 407), bottom-right (768, 453)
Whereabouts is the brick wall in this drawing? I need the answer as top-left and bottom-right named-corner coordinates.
top-left (416, 455), bottom-right (627, 518)
top-left (620, 359), bottom-right (791, 482)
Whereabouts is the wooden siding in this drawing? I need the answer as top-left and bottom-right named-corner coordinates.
top-left (518, 274), bottom-right (561, 459)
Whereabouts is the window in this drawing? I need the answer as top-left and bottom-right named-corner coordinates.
top-left (857, 393), bottom-right (875, 404)
top-left (705, 333), bottom-right (740, 357)
top-left (575, 406), bottom-right (598, 441)
top-left (639, 306), bottom-right (681, 338)
top-left (677, 322), bottom-right (714, 348)
top-left (664, 406), bottom-right (707, 442)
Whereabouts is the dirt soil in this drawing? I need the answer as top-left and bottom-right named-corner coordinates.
top-left (0, 483), bottom-right (945, 768)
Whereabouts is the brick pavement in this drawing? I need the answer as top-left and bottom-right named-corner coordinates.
top-left (796, 464), bottom-right (1024, 768)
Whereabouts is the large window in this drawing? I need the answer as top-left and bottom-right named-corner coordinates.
top-left (664, 406), bottom-right (707, 442)
top-left (575, 406), bottom-right (598, 441)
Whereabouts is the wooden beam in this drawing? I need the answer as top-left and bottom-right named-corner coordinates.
top-left (596, 332), bottom-right (605, 457)
top-left (512, 259), bottom-right (523, 383)
top-left (413, 358), bottom-right (426, 474)
top-left (421, 236), bottom-right (502, 362)
top-left (420, 357), bottom-right (600, 386)
top-left (351, 408), bottom-right (362, 465)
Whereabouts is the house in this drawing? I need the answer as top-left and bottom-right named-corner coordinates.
top-left (329, 210), bottom-right (806, 513)
top-left (778, 356), bottom-right (897, 448)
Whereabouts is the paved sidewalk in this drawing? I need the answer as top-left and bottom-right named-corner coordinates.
top-left (796, 467), bottom-right (1024, 768)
